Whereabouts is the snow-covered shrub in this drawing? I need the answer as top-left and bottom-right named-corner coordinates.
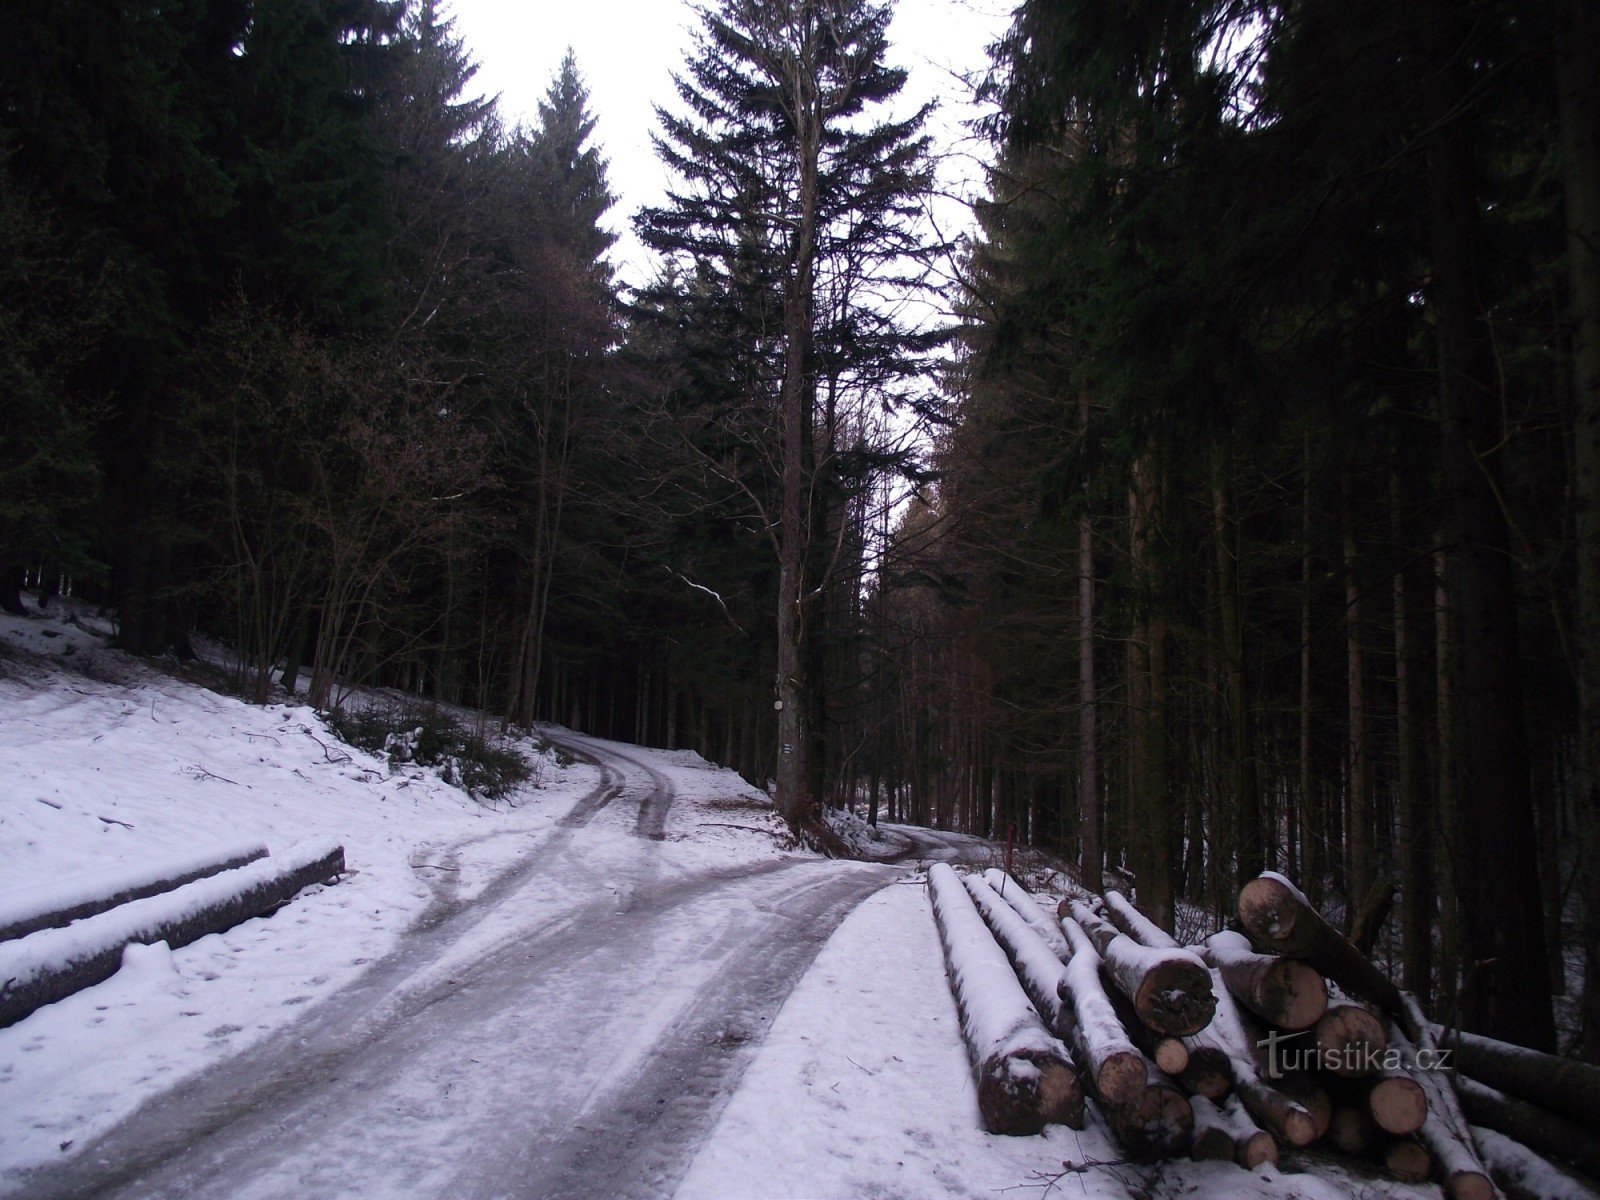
top-left (326, 703), bottom-right (532, 801)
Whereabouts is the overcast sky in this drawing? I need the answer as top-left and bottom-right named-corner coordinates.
top-left (447, 0), bottom-right (1014, 288)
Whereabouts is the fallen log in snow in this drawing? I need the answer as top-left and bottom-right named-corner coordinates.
top-left (1201, 930), bottom-right (1327, 1032)
top-left (981, 869), bottom-right (1072, 961)
top-left (1236, 872), bottom-right (1401, 1013)
top-left (1314, 994), bottom-right (1389, 1078)
top-left (1438, 1024), bottom-right (1600, 1131)
top-left (1056, 915), bottom-right (1148, 1106)
top-left (1390, 1017), bottom-right (1498, 1200)
top-left (1104, 1057), bottom-right (1194, 1163)
top-left (1068, 900), bottom-right (1216, 1037)
top-left (0, 840), bottom-right (269, 942)
top-left (0, 840), bottom-right (344, 1028)
top-left (961, 874), bottom-right (1071, 1038)
top-left (1455, 1075), bottom-right (1600, 1179)
top-left (1190, 1093), bottom-right (1278, 1169)
top-left (1469, 1125), bottom-right (1600, 1200)
top-left (1359, 1068), bottom-right (1430, 1137)
top-left (1102, 890), bottom-right (1179, 950)
top-left (926, 863), bottom-right (1083, 1135)
top-left (1174, 1042), bottom-right (1235, 1101)
top-left (1192, 965), bottom-right (1317, 1147)
top-left (1188, 1095), bottom-right (1236, 1161)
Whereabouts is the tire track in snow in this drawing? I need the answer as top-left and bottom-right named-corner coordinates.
top-left (9, 855), bottom-right (890, 1200)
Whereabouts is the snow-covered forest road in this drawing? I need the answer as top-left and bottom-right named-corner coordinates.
top-left (9, 732), bottom-right (963, 1200)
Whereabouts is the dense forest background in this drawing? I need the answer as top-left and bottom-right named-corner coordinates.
top-left (2, 0), bottom-right (1596, 1061)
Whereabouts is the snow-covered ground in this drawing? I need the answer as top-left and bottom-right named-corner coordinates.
top-left (0, 602), bottom-right (1460, 1199)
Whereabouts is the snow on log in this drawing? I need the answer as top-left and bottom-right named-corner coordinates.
top-left (1105, 1057), bottom-right (1194, 1164)
top-left (1068, 900), bottom-right (1216, 1037)
top-left (962, 874), bottom-right (1072, 1037)
top-left (0, 840), bottom-right (269, 942)
top-left (0, 840), bottom-right (344, 1028)
top-left (1469, 1125), bottom-right (1600, 1200)
top-left (1439, 1024), bottom-right (1600, 1131)
top-left (1208, 1093), bottom-right (1278, 1168)
top-left (1274, 1071), bottom-right (1333, 1140)
top-left (1190, 962), bottom-right (1317, 1147)
top-left (1389, 1017), bottom-right (1499, 1200)
top-left (1056, 914), bottom-right (1148, 1106)
top-left (1102, 890), bottom-right (1180, 950)
top-left (1188, 1095), bottom-right (1237, 1162)
top-left (1236, 872), bottom-right (1401, 1012)
top-left (1097, 964), bottom-right (1191, 1077)
top-left (980, 869), bottom-right (1072, 961)
top-left (1201, 929), bottom-right (1327, 1032)
top-left (926, 863), bottom-right (1083, 1134)
top-left (1456, 1075), bottom-right (1600, 1179)
top-left (1314, 994), bottom-right (1389, 1078)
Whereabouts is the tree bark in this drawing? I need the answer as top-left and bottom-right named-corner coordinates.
top-left (1201, 929), bottom-right (1328, 1032)
top-left (1215, 478), bottom-right (1261, 884)
top-left (927, 864), bottom-right (1083, 1134)
top-left (1425, 20), bottom-right (1554, 1051)
top-left (1237, 872), bottom-right (1402, 1012)
top-left (1068, 900), bottom-right (1215, 1036)
top-left (1556, 0), bottom-right (1600, 1066)
top-left (1079, 390), bottom-right (1102, 893)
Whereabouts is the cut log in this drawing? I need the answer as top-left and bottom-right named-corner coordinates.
top-left (1328, 1104), bottom-right (1377, 1156)
top-left (980, 869), bottom-right (1072, 961)
top-left (1201, 929), bottom-right (1327, 1031)
top-left (961, 874), bottom-right (1071, 1037)
top-left (1102, 890), bottom-right (1180, 950)
top-left (1188, 1095), bottom-right (1239, 1162)
top-left (1363, 1071), bottom-right (1430, 1136)
top-left (1390, 1016), bottom-right (1499, 1200)
top-left (1056, 915), bottom-right (1148, 1106)
top-left (1098, 968), bottom-right (1190, 1076)
top-left (1315, 995), bottom-right (1389, 1078)
top-left (1470, 1125), bottom-right (1600, 1200)
top-left (1236, 872), bottom-right (1402, 1012)
top-left (1106, 1058), bottom-right (1194, 1163)
top-left (1175, 1043), bottom-right (1235, 1102)
top-left (1236, 1076), bottom-right (1318, 1149)
top-left (1456, 1075), bottom-right (1600, 1178)
top-left (1068, 900), bottom-right (1216, 1037)
top-left (1380, 1135), bottom-right (1436, 1185)
top-left (0, 840), bottom-right (343, 1028)
top-left (1274, 1071), bottom-right (1333, 1140)
top-left (1439, 1024), bottom-right (1600, 1130)
top-left (926, 864), bottom-right (1083, 1135)
top-left (0, 841), bottom-right (269, 942)
top-left (1208, 1093), bottom-right (1279, 1168)
top-left (1188, 961), bottom-right (1316, 1146)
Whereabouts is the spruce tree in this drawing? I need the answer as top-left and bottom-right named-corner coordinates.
top-left (640, 0), bottom-right (933, 838)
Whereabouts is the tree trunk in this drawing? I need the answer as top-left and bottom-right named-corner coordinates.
top-left (1344, 514), bottom-right (1372, 910)
top-left (1426, 37), bottom-right (1554, 1050)
top-left (1392, 469), bottom-right (1432, 1007)
top-left (1215, 479), bottom-right (1261, 884)
top-left (1079, 389), bottom-right (1102, 893)
top-left (1556, 0), bottom-right (1600, 1066)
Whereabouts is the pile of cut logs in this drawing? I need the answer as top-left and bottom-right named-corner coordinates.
top-left (928, 862), bottom-right (1600, 1200)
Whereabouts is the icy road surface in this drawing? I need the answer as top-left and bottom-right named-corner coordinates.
top-left (7, 733), bottom-right (968, 1200)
